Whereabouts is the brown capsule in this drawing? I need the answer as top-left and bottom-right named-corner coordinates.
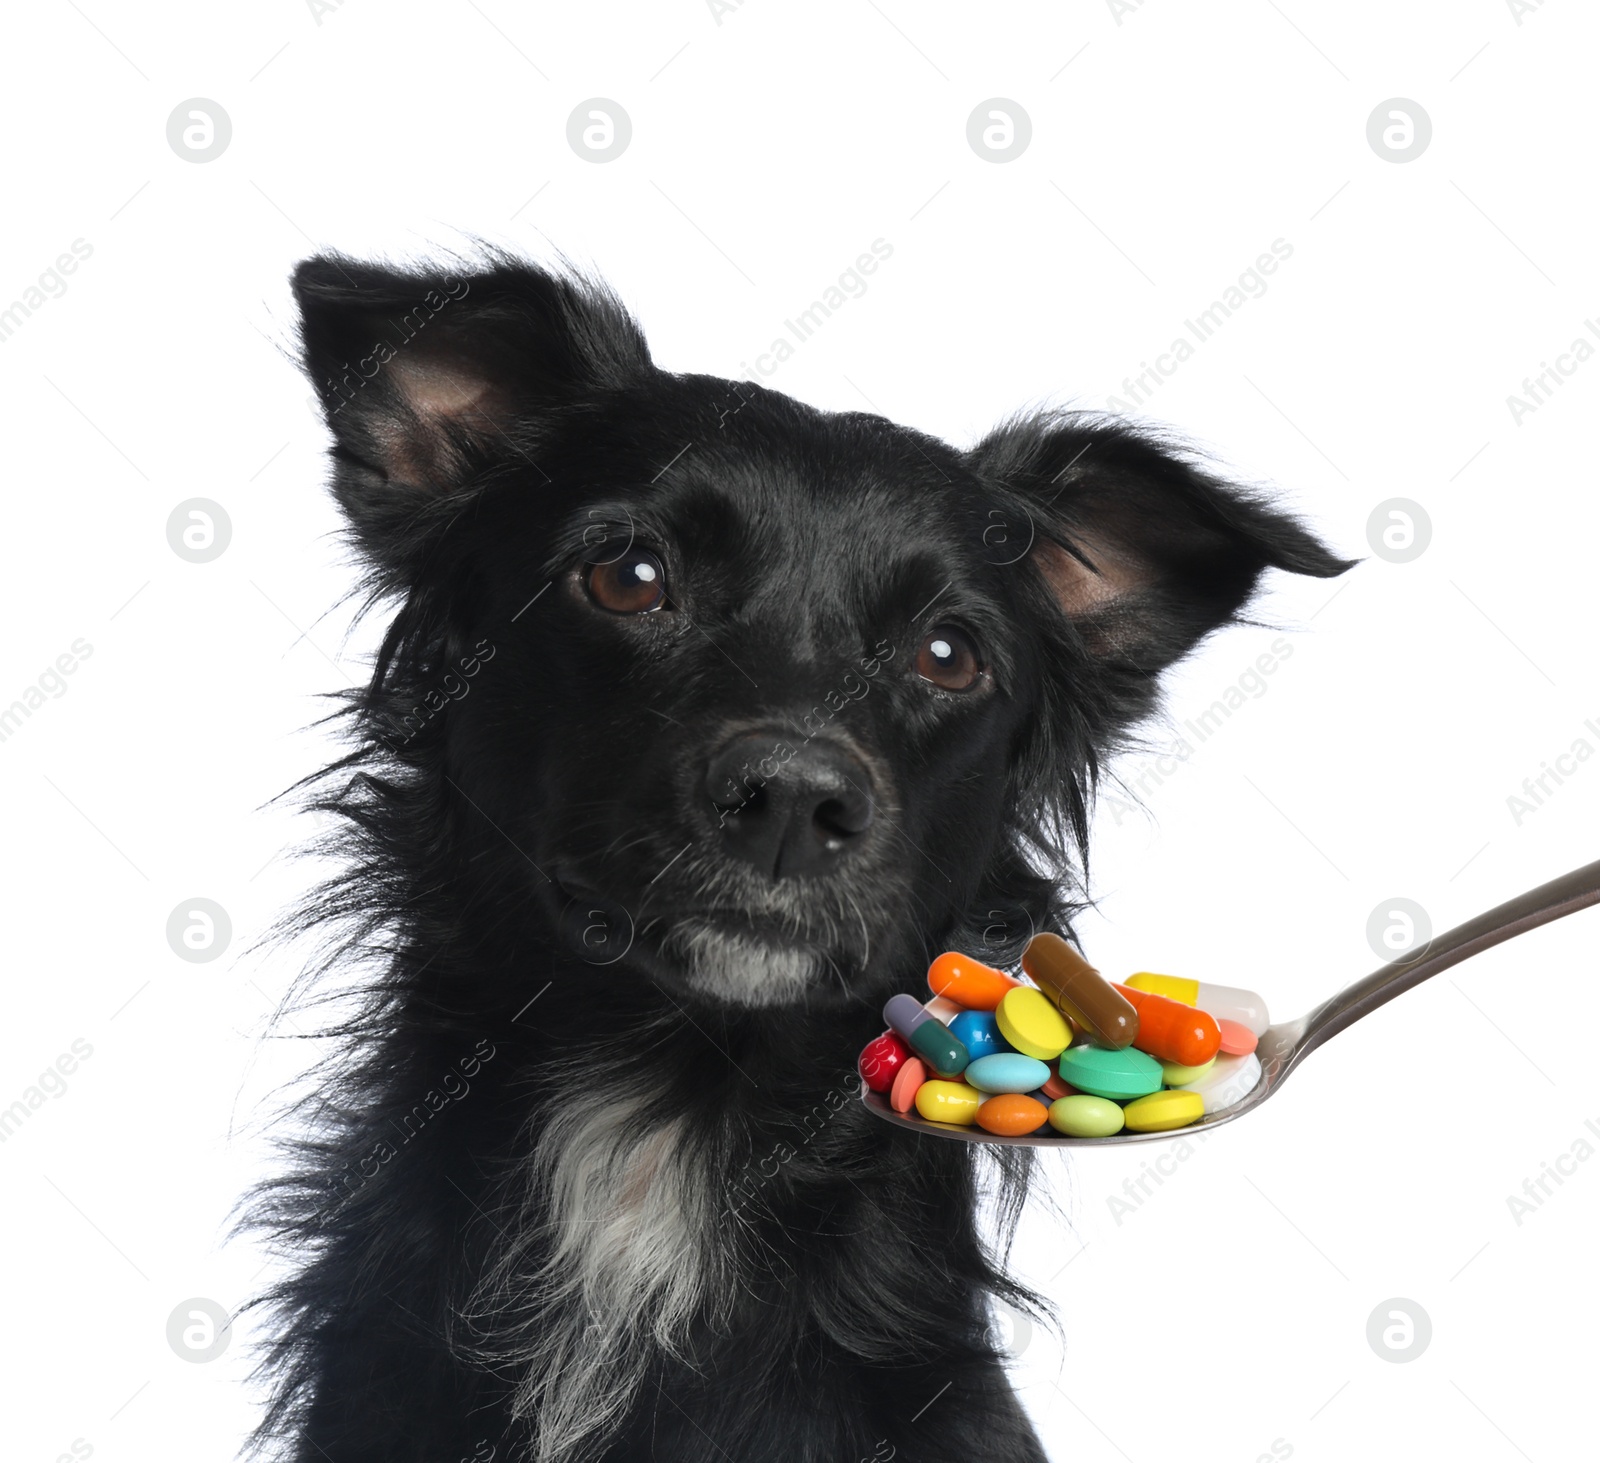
top-left (1020, 933), bottom-right (1138, 1049)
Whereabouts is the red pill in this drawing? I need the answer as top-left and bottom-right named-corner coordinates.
top-left (927, 952), bottom-right (1020, 1011)
top-left (858, 1031), bottom-right (911, 1093)
top-left (1112, 983), bottom-right (1221, 1068)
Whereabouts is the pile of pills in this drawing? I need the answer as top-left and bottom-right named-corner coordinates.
top-left (858, 934), bottom-right (1268, 1139)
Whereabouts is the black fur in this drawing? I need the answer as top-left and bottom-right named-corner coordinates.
top-left (242, 250), bottom-right (1352, 1463)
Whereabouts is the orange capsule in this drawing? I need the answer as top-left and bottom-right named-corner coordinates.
top-left (927, 952), bottom-right (1021, 1011)
top-left (1112, 983), bottom-right (1221, 1068)
top-left (975, 1093), bottom-right (1050, 1137)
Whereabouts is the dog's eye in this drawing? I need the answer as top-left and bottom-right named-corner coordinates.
top-left (916, 626), bottom-right (983, 691)
top-left (585, 550), bottom-right (667, 614)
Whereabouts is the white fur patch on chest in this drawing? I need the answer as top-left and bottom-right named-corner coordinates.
top-left (463, 1089), bottom-right (728, 1463)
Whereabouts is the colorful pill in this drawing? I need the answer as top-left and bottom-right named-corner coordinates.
top-left (1123, 1089), bottom-right (1205, 1133)
top-left (1159, 1055), bottom-right (1216, 1087)
top-left (1039, 1072), bottom-right (1077, 1101)
top-left (1057, 1043), bottom-right (1164, 1101)
top-left (1176, 1050), bottom-right (1262, 1115)
top-left (1020, 933), bottom-right (1137, 1048)
top-left (914, 1079), bottom-right (983, 1126)
top-left (883, 951), bottom-right (1271, 1141)
top-left (976, 1093), bottom-right (1049, 1137)
top-left (994, 986), bottom-right (1073, 1060)
top-left (948, 1009), bottom-right (1009, 1064)
top-left (1048, 1094), bottom-right (1125, 1138)
top-left (964, 1053), bottom-right (1051, 1094)
top-left (1113, 983), bottom-right (1221, 1068)
top-left (927, 951), bottom-right (1021, 1011)
top-left (884, 993), bottom-right (970, 1078)
top-left (889, 1056), bottom-right (927, 1114)
top-left (1217, 1019), bottom-right (1257, 1056)
top-left (1125, 972), bottom-right (1269, 1038)
top-left (857, 1031), bottom-right (911, 1093)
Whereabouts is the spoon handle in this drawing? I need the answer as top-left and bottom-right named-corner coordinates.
top-left (1289, 856), bottom-right (1600, 1072)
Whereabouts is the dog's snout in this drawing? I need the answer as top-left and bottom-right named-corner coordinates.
top-left (705, 731), bottom-right (875, 879)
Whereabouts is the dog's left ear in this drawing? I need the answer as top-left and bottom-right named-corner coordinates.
top-left (969, 414), bottom-right (1355, 678)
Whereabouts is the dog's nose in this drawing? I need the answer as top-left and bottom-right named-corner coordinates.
top-left (705, 732), bottom-right (875, 879)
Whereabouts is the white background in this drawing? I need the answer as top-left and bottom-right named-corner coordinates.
top-left (2, 3), bottom-right (1597, 1460)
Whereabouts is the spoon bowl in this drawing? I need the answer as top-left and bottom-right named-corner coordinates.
top-left (862, 857), bottom-right (1600, 1147)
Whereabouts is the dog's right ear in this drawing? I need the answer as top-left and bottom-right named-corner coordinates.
top-left (292, 253), bottom-right (652, 566)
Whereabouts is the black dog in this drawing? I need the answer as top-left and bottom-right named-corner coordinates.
top-left (247, 251), bottom-right (1349, 1463)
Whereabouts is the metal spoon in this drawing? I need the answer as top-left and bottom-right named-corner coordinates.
top-left (862, 857), bottom-right (1600, 1147)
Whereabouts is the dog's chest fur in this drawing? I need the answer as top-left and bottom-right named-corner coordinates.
top-left (468, 1089), bottom-right (727, 1463)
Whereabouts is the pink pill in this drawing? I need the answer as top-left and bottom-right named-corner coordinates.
top-left (1217, 1019), bottom-right (1257, 1056)
top-left (890, 1057), bottom-right (928, 1114)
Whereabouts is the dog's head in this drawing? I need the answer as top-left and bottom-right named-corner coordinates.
top-left (294, 253), bottom-right (1350, 1010)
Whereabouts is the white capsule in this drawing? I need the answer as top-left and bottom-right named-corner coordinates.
top-left (1176, 1050), bottom-right (1262, 1114)
top-left (1125, 972), bottom-right (1268, 1036)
